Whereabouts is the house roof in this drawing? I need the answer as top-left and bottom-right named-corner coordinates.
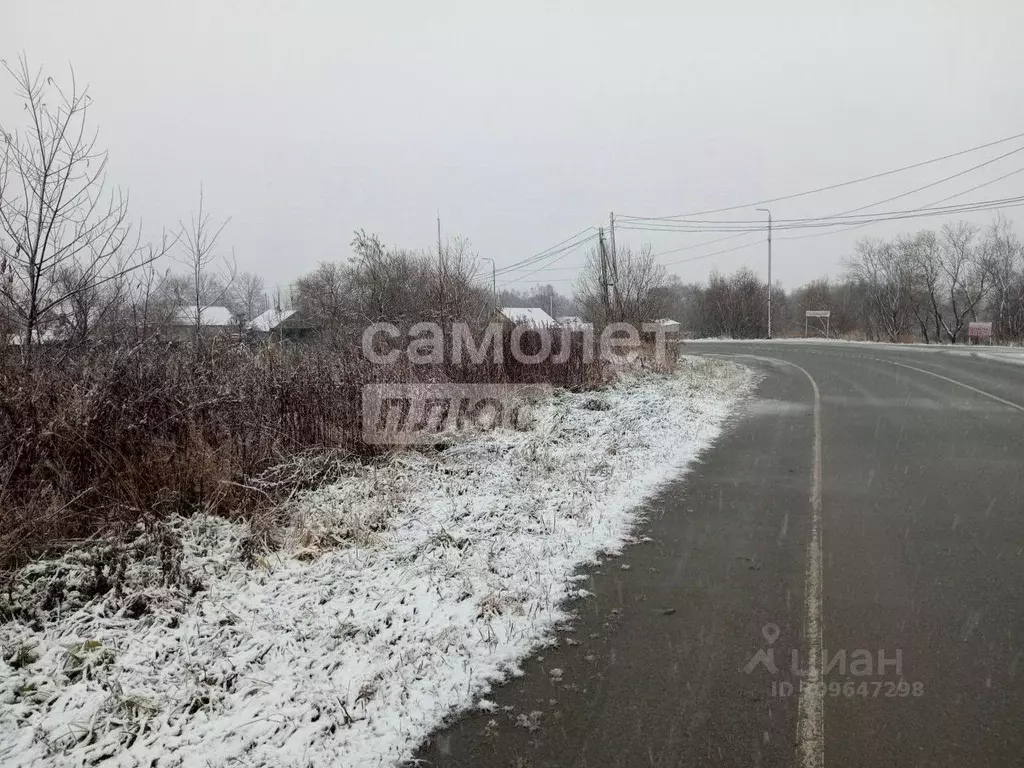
top-left (651, 318), bottom-right (681, 327)
top-left (557, 315), bottom-right (592, 329)
top-left (6, 328), bottom-right (63, 346)
top-left (497, 307), bottom-right (558, 328)
top-left (172, 305), bottom-right (235, 327)
top-left (4, 308), bottom-right (97, 345)
top-left (248, 308), bottom-right (299, 333)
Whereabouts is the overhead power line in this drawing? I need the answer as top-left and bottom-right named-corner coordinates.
top-left (498, 262), bottom-right (590, 273)
top-left (486, 131), bottom-right (1024, 287)
top-left (489, 226), bottom-right (597, 277)
top-left (649, 231), bottom-right (752, 258)
top-left (470, 227), bottom-right (596, 286)
top-left (497, 233), bottom-right (598, 287)
top-left (622, 143), bottom-right (1024, 232)
top-left (616, 194), bottom-right (1024, 234)
top-left (768, 195), bottom-right (1024, 229)
top-left (475, 232), bottom-right (597, 286)
top-left (662, 238), bottom-right (766, 267)
top-left (830, 145), bottom-right (1024, 217)
top-left (778, 163), bottom-right (1024, 242)
top-left (491, 190), bottom-right (1024, 281)
top-left (644, 194), bottom-right (1024, 270)
top-left (616, 128), bottom-right (1024, 222)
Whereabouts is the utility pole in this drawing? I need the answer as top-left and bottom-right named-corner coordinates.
top-left (598, 227), bottom-right (610, 320)
top-left (756, 207), bottom-right (773, 339)
top-left (549, 284), bottom-right (554, 318)
top-left (481, 256), bottom-right (497, 313)
top-left (609, 211), bottom-right (622, 320)
top-left (608, 211), bottom-right (617, 271)
top-left (437, 211), bottom-right (445, 325)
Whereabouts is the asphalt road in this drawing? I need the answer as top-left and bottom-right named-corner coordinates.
top-left (415, 341), bottom-right (1024, 768)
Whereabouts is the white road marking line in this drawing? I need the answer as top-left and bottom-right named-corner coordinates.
top-left (705, 353), bottom-right (825, 767)
top-left (883, 360), bottom-right (1024, 414)
top-left (793, 362), bottom-right (824, 768)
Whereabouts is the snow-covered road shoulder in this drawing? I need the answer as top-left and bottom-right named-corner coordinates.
top-left (1, 357), bottom-right (753, 768)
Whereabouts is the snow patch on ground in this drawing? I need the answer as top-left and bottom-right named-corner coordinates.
top-left (1, 357), bottom-right (752, 768)
top-left (688, 336), bottom-right (1024, 353)
top-left (689, 337), bottom-right (1024, 366)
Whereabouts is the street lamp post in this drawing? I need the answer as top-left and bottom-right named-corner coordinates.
top-left (756, 207), bottom-right (772, 339)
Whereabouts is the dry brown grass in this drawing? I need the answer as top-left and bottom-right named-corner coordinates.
top-left (0, 329), bottom-right (607, 573)
top-left (0, 341), bottom-right (397, 572)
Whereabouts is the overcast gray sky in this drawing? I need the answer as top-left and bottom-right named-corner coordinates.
top-left (4, 0), bottom-right (1024, 296)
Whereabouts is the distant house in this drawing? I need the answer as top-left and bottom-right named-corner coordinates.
top-left (4, 305), bottom-right (98, 347)
top-left (166, 305), bottom-right (237, 339)
top-left (5, 327), bottom-right (65, 347)
top-left (650, 318), bottom-right (682, 335)
top-left (557, 315), bottom-right (594, 332)
top-left (495, 307), bottom-right (559, 328)
top-left (247, 308), bottom-right (314, 340)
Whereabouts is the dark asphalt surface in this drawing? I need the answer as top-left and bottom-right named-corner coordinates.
top-left (415, 342), bottom-right (1024, 768)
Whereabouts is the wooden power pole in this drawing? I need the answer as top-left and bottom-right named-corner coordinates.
top-left (598, 227), bottom-right (610, 320)
top-left (609, 211), bottom-right (623, 320)
top-left (436, 211), bottom-right (445, 325)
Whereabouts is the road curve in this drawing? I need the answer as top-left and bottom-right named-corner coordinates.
top-left (415, 341), bottom-right (1024, 768)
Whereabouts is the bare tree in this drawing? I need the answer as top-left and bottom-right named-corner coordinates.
top-left (672, 218), bottom-right (1020, 344)
top-left (573, 246), bottom-right (611, 324)
top-left (614, 244), bottom-right (670, 323)
top-left (348, 230), bottom-right (397, 322)
top-left (52, 262), bottom-right (103, 344)
top-left (896, 231), bottom-right (942, 344)
top-left (295, 261), bottom-right (351, 335)
top-left (843, 238), bottom-right (913, 342)
top-left (575, 243), bottom-right (669, 325)
top-left (696, 268), bottom-right (768, 338)
top-left (230, 271), bottom-right (267, 323)
top-left (937, 222), bottom-right (987, 343)
top-left (979, 215), bottom-right (1024, 342)
top-left (0, 56), bottom-right (164, 357)
top-left (175, 190), bottom-right (235, 337)
top-left (123, 261), bottom-right (172, 343)
top-left (347, 230), bottom-right (434, 323)
top-left (434, 235), bottom-right (488, 324)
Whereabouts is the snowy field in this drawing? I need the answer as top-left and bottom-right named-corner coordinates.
top-left (1, 357), bottom-right (752, 768)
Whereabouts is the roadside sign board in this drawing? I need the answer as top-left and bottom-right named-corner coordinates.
top-left (968, 322), bottom-right (993, 339)
top-left (804, 309), bottom-right (832, 338)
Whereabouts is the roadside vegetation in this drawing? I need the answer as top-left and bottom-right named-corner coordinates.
top-left (4, 53), bottom-right (1019, 599)
top-left (641, 220), bottom-right (1024, 343)
top-left (0, 59), bottom-right (610, 576)
top-left (0, 355), bottom-right (750, 767)
top-left (0, 58), bottom-right (724, 759)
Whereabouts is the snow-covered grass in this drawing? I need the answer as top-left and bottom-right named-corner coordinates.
top-left (968, 350), bottom-right (1024, 365)
top-left (688, 337), bottom-right (1024, 365)
top-left (688, 336), bottom-right (1024, 352)
top-left (1, 357), bottom-right (752, 768)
